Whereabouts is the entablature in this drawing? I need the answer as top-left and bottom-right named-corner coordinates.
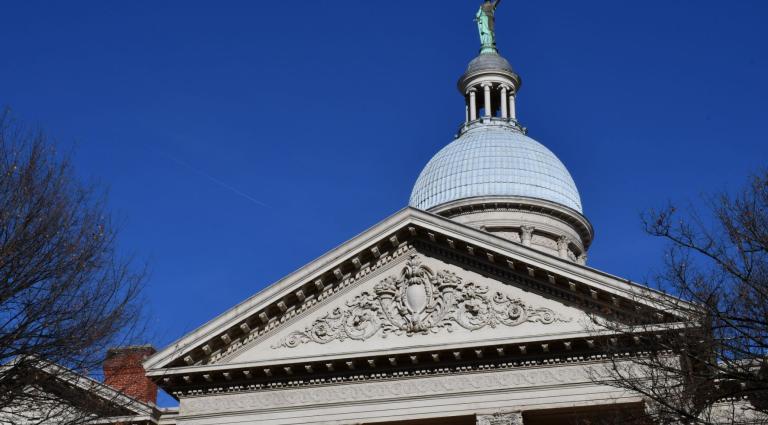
top-left (156, 334), bottom-right (654, 399)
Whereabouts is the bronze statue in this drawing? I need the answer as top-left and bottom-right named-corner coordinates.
top-left (476, 0), bottom-right (501, 52)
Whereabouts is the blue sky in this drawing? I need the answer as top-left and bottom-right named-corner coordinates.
top-left (1, 1), bottom-right (766, 405)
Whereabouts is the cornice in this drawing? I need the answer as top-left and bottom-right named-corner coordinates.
top-left (164, 342), bottom-right (648, 401)
top-left (218, 246), bottom-right (414, 364)
top-left (457, 69), bottom-right (522, 95)
top-left (144, 209), bottom-right (419, 371)
top-left (430, 195), bottom-right (594, 249)
top-left (146, 208), bottom-right (696, 398)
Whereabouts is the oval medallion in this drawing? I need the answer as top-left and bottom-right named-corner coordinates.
top-left (405, 283), bottom-right (428, 314)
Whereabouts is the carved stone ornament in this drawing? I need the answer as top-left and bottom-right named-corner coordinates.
top-left (183, 364), bottom-right (598, 415)
top-left (274, 255), bottom-right (569, 349)
top-left (477, 412), bottom-right (524, 425)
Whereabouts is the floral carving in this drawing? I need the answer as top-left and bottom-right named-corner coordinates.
top-left (274, 255), bottom-right (569, 348)
top-left (477, 412), bottom-right (524, 425)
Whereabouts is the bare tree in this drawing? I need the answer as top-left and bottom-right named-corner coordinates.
top-left (0, 109), bottom-right (147, 424)
top-left (590, 170), bottom-right (768, 425)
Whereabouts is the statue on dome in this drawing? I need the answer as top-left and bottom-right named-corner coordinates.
top-left (476, 0), bottom-right (501, 53)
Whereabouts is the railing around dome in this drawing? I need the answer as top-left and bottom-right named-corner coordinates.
top-left (456, 116), bottom-right (527, 137)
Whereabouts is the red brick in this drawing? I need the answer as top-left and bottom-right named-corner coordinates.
top-left (103, 345), bottom-right (157, 405)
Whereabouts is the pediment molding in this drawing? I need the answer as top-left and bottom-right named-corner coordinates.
top-left (146, 208), bottom-right (690, 390)
top-left (164, 336), bottom-right (636, 399)
top-left (208, 244), bottom-right (415, 365)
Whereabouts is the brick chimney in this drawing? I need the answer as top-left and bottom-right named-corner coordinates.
top-left (103, 345), bottom-right (157, 405)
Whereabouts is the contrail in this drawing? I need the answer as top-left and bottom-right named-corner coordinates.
top-left (162, 153), bottom-right (268, 208)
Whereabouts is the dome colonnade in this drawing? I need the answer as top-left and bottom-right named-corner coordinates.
top-left (462, 52), bottom-right (520, 123)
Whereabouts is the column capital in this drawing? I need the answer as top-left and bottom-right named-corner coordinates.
top-left (477, 411), bottom-right (524, 425)
top-left (520, 225), bottom-right (534, 238)
top-left (520, 226), bottom-right (534, 247)
top-left (498, 84), bottom-right (511, 92)
top-left (466, 87), bottom-right (478, 94)
top-left (480, 81), bottom-right (494, 88)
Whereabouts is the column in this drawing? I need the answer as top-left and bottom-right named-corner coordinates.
top-left (465, 104), bottom-right (469, 123)
top-left (482, 83), bottom-right (492, 117)
top-left (509, 90), bottom-right (517, 120)
top-left (476, 411), bottom-right (524, 425)
top-left (468, 88), bottom-right (478, 121)
top-left (499, 85), bottom-right (509, 119)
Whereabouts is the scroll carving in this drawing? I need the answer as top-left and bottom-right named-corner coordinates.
top-left (274, 255), bottom-right (569, 349)
top-left (477, 412), bottom-right (524, 425)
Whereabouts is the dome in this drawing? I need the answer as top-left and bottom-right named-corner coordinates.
top-left (409, 125), bottom-right (583, 213)
top-left (465, 52), bottom-right (514, 75)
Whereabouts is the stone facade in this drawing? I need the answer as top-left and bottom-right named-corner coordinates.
top-left (141, 209), bottom-right (682, 424)
top-left (137, 5), bottom-right (691, 424)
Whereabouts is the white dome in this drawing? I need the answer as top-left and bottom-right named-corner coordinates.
top-left (409, 124), bottom-right (582, 213)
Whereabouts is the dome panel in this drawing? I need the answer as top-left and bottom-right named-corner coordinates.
top-left (409, 125), bottom-right (583, 213)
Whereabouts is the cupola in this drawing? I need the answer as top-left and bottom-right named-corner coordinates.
top-left (409, 2), bottom-right (593, 263)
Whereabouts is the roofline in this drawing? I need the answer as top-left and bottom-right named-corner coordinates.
top-left (144, 207), bottom-right (417, 370)
top-left (4, 356), bottom-right (158, 417)
top-left (409, 208), bottom-right (690, 307)
top-left (146, 207), bottom-right (694, 372)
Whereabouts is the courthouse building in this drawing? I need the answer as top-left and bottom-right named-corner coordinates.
top-left (134, 6), bottom-right (693, 425)
top-left (136, 12), bottom-right (688, 425)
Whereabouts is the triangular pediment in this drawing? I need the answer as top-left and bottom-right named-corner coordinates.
top-left (146, 207), bottom-right (692, 382)
top-left (230, 251), bottom-right (593, 365)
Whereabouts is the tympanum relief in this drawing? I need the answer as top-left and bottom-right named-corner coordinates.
top-left (274, 255), bottom-right (569, 349)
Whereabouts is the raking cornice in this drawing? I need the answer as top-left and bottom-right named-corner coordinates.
top-left (145, 208), bottom-right (695, 389)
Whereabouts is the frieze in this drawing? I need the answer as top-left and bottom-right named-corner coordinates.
top-left (273, 255), bottom-right (569, 349)
top-left (477, 412), bottom-right (524, 425)
top-left (181, 364), bottom-right (595, 415)
top-left (531, 234), bottom-right (558, 250)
